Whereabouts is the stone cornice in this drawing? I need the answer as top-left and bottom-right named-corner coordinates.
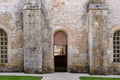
top-left (88, 3), bottom-right (108, 10)
top-left (23, 3), bottom-right (41, 10)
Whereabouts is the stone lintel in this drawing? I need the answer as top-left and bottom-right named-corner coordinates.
top-left (23, 3), bottom-right (41, 10)
top-left (88, 3), bottom-right (108, 10)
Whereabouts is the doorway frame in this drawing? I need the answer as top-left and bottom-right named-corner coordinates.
top-left (53, 30), bottom-right (68, 72)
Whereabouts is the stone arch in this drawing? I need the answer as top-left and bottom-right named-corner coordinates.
top-left (53, 30), bottom-right (68, 72)
top-left (0, 25), bottom-right (8, 35)
top-left (52, 27), bottom-right (72, 51)
top-left (54, 31), bottom-right (67, 45)
top-left (53, 29), bottom-right (68, 37)
top-left (0, 28), bottom-right (7, 35)
top-left (110, 26), bottom-right (120, 36)
top-left (52, 27), bottom-right (72, 45)
top-left (51, 26), bottom-right (73, 72)
top-left (52, 28), bottom-right (71, 55)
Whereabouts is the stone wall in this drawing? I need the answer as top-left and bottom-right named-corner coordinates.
top-left (47, 0), bottom-right (89, 73)
top-left (0, 0), bottom-right (24, 72)
top-left (105, 0), bottom-right (120, 74)
top-left (0, 0), bottom-right (120, 74)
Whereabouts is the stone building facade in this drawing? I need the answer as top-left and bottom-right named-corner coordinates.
top-left (0, 0), bottom-right (120, 75)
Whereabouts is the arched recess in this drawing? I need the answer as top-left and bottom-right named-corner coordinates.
top-left (107, 25), bottom-right (120, 74)
top-left (0, 24), bottom-right (11, 65)
top-left (0, 29), bottom-right (8, 63)
top-left (54, 31), bottom-right (68, 72)
top-left (113, 30), bottom-right (120, 62)
top-left (108, 25), bottom-right (120, 63)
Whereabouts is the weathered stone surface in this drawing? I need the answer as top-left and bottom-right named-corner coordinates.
top-left (90, 0), bottom-right (105, 3)
top-left (23, 3), bottom-right (43, 73)
top-left (88, 1), bottom-right (108, 74)
top-left (0, 0), bottom-right (120, 75)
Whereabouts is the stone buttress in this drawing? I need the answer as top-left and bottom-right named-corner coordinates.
top-left (88, 0), bottom-right (108, 74)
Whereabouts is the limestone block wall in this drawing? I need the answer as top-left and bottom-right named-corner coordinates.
top-left (0, 0), bottom-right (120, 74)
top-left (41, 1), bottom-right (53, 73)
top-left (45, 0), bottom-right (89, 72)
top-left (0, 0), bottom-right (24, 72)
top-left (105, 0), bottom-right (120, 74)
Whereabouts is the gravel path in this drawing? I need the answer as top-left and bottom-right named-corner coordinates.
top-left (0, 72), bottom-right (120, 80)
top-left (42, 73), bottom-right (81, 80)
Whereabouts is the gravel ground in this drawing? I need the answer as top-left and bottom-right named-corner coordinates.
top-left (0, 72), bottom-right (120, 80)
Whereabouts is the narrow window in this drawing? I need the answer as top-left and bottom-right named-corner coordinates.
top-left (113, 31), bottom-right (120, 62)
top-left (0, 29), bottom-right (8, 63)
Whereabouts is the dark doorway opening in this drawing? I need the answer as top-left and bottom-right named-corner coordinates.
top-left (54, 31), bottom-right (67, 72)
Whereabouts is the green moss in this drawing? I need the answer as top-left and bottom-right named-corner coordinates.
top-left (80, 77), bottom-right (120, 80)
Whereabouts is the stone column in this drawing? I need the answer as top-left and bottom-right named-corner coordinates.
top-left (23, 3), bottom-right (43, 73)
top-left (88, 1), bottom-right (108, 74)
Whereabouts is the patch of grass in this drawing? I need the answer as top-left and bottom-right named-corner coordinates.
top-left (0, 76), bottom-right (43, 80)
top-left (80, 77), bottom-right (120, 80)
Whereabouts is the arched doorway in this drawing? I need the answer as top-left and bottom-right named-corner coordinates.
top-left (54, 31), bottom-right (67, 72)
